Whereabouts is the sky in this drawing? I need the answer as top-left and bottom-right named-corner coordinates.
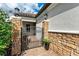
top-left (0, 3), bottom-right (44, 16)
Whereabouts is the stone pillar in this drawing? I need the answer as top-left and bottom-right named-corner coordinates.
top-left (11, 17), bottom-right (22, 55)
top-left (42, 20), bottom-right (49, 39)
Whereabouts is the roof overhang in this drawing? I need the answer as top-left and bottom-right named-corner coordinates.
top-left (35, 3), bottom-right (51, 18)
top-left (14, 3), bottom-right (51, 18)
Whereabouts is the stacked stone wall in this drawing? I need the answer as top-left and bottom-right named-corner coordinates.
top-left (11, 17), bottom-right (22, 55)
top-left (48, 32), bottom-right (79, 56)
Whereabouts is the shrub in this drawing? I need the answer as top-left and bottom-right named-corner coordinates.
top-left (0, 9), bottom-right (12, 55)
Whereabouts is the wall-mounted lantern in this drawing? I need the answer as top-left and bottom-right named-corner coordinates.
top-left (43, 11), bottom-right (48, 20)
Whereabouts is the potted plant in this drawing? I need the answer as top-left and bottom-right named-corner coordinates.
top-left (43, 37), bottom-right (50, 50)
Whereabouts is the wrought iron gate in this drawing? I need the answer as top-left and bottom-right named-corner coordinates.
top-left (21, 27), bottom-right (42, 52)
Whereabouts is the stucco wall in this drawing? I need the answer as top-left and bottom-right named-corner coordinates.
top-left (36, 21), bottom-right (43, 40)
top-left (48, 3), bottom-right (79, 33)
top-left (22, 21), bottom-right (36, 35)
top-left (36, 10), bottom-right (45, 40)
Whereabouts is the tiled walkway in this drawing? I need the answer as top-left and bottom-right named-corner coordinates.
top-left (21, 47), bottom-right (58, 56)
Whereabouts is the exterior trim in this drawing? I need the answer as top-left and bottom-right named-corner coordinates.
top-left (48, 30), bottom-right (79, 34)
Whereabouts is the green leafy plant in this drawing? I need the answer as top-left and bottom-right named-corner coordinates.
top-left (43, 37), bottom-right (51, 50)
top-left (0, 9), bottom-right (12, 55)
top-left (43, 37), bottom-right (50, 44)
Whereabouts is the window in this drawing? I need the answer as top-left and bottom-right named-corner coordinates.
top-left (26, 24), bottom-right (30, 32)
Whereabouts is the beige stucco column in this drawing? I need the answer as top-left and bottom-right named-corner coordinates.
top-left (42, 20), bottom-right (49, 39)
top-left (11, 17), bottom-right (22, 55)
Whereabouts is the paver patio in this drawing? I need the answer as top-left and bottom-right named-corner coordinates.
top-left (21, 47), bottom-right (58, 56)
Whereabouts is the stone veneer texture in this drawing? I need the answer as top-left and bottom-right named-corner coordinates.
top-left (48, 32), bottom-right (79, 56)
top-left (11, 18), bottom-right (22, 55)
